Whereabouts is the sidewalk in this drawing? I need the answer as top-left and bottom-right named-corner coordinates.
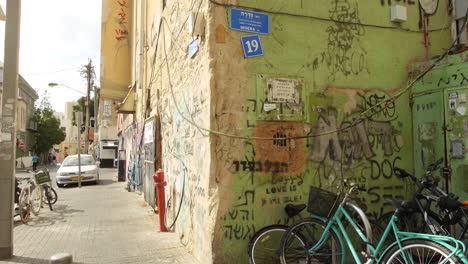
top-left (1, 169), bottom-right (199, 264)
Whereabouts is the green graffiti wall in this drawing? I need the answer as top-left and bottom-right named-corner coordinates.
top-left (411, 52), bottom-right (468, 202)
top-left (210, 0), bottom-right (451, 262)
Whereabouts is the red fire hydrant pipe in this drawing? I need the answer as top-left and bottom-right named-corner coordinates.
top-left (153, 169), bottom-right (168, 232)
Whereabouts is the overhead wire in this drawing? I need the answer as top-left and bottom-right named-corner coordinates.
top-left (208, 0), bottom-right (449, 33)
top-left (159, 3), bottom-right (468, 142)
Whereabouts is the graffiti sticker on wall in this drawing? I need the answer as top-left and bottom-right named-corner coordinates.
top-left (267, 78), bottom-right (300, 104)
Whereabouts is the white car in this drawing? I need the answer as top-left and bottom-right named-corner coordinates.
top-left (56, 154), bottom-right (99, 187)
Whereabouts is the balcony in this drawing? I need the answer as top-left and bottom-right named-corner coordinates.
top-left (26, 119), bottom-right (37, 132)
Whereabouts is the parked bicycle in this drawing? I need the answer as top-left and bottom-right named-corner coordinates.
top-left (249, 190), bottom-right (374, 264)
top-left (376, 159), bottom-right (468, 245)
top-left (15, 176), bottom-right (42, 223)
top-left (248, 204), bottom-right (307, 264)
top-left (34, 168), bottom-right (57, 211)
top-left (279, 180), bottom-right (467, 264)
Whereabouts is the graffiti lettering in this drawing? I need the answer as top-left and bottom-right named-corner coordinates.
top-left (224, 209), bottom-right (255, 221)
top-left (223, 224), bottom-right (256, 240)
top-left (315, 0), bottom-right (368, 79)
top-left (233, 160), bottom-right (289, 173)
top-left (416, 102), bottom-right (437, 112)
top-left (261, 195), bottom-right (304, 207)
top-left (361, 156), bottom-right (402, 180)
top-left (437, 71), bottom-right (468, 87)
top-left (234, 190), bottom-right (255, 207)
top-left (356, 93), bottom-right (396, 120)
top-left (310, 109), bottom-right (342, 162)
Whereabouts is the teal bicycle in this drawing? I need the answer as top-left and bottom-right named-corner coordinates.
top-left (279, 180), bottom-right (467, 264)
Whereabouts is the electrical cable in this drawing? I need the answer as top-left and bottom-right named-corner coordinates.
top-left (164, 151), bottom-right (187, 231)
top-left (208, 0), bottom-right (449, 33)
top-left (159, 9), bottom-right (468, 142)
top-left (22, 67), bottom-right (78, 76)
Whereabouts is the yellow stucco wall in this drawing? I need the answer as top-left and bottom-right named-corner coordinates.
top-left (100, 0), bottom-right (133, 101)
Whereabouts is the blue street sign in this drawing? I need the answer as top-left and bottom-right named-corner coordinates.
top-left (241, 35), bottom-right (263, 58)
top-left (230, 8), bottom-right (270, 35)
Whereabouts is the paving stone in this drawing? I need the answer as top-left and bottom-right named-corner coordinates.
top-left (1, 169), bottom-right (199, 264)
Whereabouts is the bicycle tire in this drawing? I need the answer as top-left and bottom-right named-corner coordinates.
top-left (279, 217), bottom-right (345, 264)
top-left (30, 185), bottom-right (42, 216)
top-left (380, 239), bottom-right (464, 263)
top-left (446, 206), bottom-right (468, 245)
top-left (43, 186), bottom-right (58, 205)
top-left (248, 224), bottom-right (295, 264)
top-left (45, 187), bottom-right (53, 211)
top-left (18, 188), bottom-right (31, 223)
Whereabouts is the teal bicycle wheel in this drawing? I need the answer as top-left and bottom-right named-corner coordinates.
top-left (380, 239), bottom-right (465, 263)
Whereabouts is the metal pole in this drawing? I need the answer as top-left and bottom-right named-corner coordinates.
top-left (75, 112), bottom-right (82, 188)
top-left (84, 60), bottom-right (91, 155)
top-left (0, 0), bottom-right (21, 259)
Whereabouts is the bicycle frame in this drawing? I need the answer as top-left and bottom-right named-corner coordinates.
top-left (403, 169), bottom-right (468, 240)
top-left (309, 204), bottom-right (467, 264)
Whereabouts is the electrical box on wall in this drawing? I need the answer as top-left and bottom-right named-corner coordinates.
top-left (390, 5), bottom-right (407, 23)
top-left (189, 12), bottom-right (205, 37)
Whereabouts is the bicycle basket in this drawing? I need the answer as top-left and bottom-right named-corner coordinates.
top-left (307, 186), bottom-right (338, 217)
top-left (34, 171), bottom-right (51, 185)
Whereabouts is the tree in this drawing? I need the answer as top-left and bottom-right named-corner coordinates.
top-left (72, 96), bottom-right (94, 133)
top-left (32, 95), bottom-right (66, 157)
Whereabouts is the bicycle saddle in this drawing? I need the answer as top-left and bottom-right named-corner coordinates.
top-left (285, 204), bottom-right (306, 218)
top-left (385, 198), bottom-right (418, 212)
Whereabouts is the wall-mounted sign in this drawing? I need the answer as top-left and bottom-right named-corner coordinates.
top-left (144, 120), bottom-right (154, 144)
top-left (188, 36), bottom-right (199, 59)
top-left (449, 92), bottom-right (458, 99)
top-left (241, 35), bottom-right (264, 58)
top-left (267, 78), bottom-right (300, 104)
top-left (230, 8), bottom-right (270, 35)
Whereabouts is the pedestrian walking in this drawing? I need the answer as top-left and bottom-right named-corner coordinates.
top-left (32, 154), bottom-right (39, 171)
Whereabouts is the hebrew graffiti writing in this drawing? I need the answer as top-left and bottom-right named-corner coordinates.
top-left (314, 0), bottom-right (368, 79)
top-left (232, 160), bottom-right (289, 173)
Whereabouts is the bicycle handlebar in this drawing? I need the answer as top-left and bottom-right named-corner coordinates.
top-left (337, 179), bottom-right (367, 193)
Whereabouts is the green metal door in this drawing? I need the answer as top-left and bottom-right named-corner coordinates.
top-left (412, 91), bottom-right (446, 180)
top-left (443, 87), bottom-right (468, 201)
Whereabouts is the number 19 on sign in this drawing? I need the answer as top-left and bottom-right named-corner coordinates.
top-left (241, 35), bottom-right (263, 58)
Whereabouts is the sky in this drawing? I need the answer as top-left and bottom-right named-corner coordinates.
top-left (0, 0), bottom-right (101, 113)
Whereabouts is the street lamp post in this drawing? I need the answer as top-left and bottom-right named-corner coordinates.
top-left (0, 0), bottom-right (21, 259)
top-left (48, 82), bottom-right (89, 154)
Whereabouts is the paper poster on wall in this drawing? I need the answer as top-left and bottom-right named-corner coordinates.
top-left (264, 103), bottom-right (277, 112)
top-left (267, 78), bottom-right (300, 104)
top-left (459, 94), bottom-right (466, 104)
top-left (144, 121), bottom-right (154, 144)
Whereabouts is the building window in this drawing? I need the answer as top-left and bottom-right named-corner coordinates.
top-left (104, 100), bottom-right (113, 117)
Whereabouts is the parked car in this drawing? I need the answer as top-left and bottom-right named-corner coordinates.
top-left (56, 154), bottom-right (99, 187)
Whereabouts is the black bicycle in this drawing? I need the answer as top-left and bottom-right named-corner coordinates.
top-left (248, 204), bottom-right (307, 264)
top-left (376, 159), bottom-right (468, 245)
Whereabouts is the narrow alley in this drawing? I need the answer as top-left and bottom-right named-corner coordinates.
top-left (1, 168), bottom-right (198, 264)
